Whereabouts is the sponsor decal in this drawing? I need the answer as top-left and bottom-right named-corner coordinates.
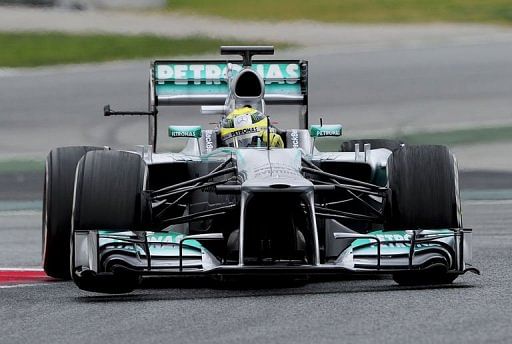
top-left (222, 126), bottom-right (260, 140)
top-left (204, 130), bottom-right (215, 153)
top-left (309, 124), bottom-right (343, 138)
top-left (253, 163), bottom-right (302, 179)
top-left (352, 231), bottom-right (443, 250)
top-left (289, 130), bottom-right (300, 148)
top-left (156, 63), bottom-right (300, 85)
top-left (99, 232), bottom-right (204, 256)
top-left (170, 132), bottom-right (196, 138)
top-left (168, 125), bottom-right (202, 139)
top-left (320, 130), bottom-right (341, 136)
top-left (376, 233), bottom-right (438, 248)
top-left (148, 233), bottom-right (185, 244)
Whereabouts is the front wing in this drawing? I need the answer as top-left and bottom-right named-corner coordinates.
top-left (73, 227), bottom-right (476, 278)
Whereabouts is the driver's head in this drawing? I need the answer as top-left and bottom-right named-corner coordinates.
top-left (220, 106), bottom-right (267, 147)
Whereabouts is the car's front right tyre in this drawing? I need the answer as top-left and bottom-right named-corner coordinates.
top-left (70, 150), bottom-right (146, 293)
top-left (42, 146), bottom-right (103, 279)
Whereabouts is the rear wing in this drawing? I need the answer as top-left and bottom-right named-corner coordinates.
top-left (106, 46), bottom-right (309, 151)
top-left (151, 59), bottom-right (308, 107)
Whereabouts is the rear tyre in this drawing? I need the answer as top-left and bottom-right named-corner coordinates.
top-left (42, 146), bottom-right (103, 279)
top-left (385, 145), bottom-right (462, 286)
top-left (71, 150), bottom-right (146, 293)
top-left (341, 139), bottom-right (404, 152)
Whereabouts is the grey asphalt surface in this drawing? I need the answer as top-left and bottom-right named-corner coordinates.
top-left (0, 201), bottom-right (509, 344)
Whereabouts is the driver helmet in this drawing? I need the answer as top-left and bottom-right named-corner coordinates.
top-left (220, 106), bottom-right (268, 148)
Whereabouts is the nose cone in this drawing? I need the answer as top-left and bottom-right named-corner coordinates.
top-left (236, 148), bottom-right (313, 192)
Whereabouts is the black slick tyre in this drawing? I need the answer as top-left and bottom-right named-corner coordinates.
top-left (385, 145), bottom-right (462, 286)
top-left (42, 146), bottom-right (103, 279)
top-left (72, 150), bottom-right (145, 232)
top-left (71, 150), bottom-right (145, 293)
top-left (385, 145), bottom-right (461, 230)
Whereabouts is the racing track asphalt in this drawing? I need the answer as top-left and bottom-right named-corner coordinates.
top-left (0, 201), bottom-right (511, 344)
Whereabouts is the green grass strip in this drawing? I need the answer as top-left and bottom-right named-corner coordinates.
top-left (0, 32), bottom-right (255, 67)
top-left (0, 159), bottom-right (45, 173)
top-left (399, 125), bottom-right (512, 146)
top-left (167, 0), bottom-right (512, 24)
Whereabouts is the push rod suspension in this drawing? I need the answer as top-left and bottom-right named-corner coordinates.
top-left (154, 178), bottom-right (236, 201)
top-left (315, 206), bottom-right (380, 222)
top-left (302, 159), bottom-right (386, 214)
top-left (153, 159), bottom-right (234, 217)
top-left (301, 166), bottom-right (384, 192)
top-left (161, 204), bottom-right (237, 226)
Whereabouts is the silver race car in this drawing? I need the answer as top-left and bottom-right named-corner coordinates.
top-left (42, 46), bottom-right (479, 293)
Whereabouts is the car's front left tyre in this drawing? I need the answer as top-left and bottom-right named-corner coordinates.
top-left (384, 145), bottom-right (462, 286)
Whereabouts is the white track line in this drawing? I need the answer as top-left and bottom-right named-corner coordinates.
top-left (0, 210), bottom-right (41, 216)
top-left (0, 267), bottom-right (44, 271)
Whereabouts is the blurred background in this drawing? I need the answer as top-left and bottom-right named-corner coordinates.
top-left (1, 0), bottom-right (512, 207)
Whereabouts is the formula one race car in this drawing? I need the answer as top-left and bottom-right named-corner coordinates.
top-left (42, 46), bottom-right (479, 293)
